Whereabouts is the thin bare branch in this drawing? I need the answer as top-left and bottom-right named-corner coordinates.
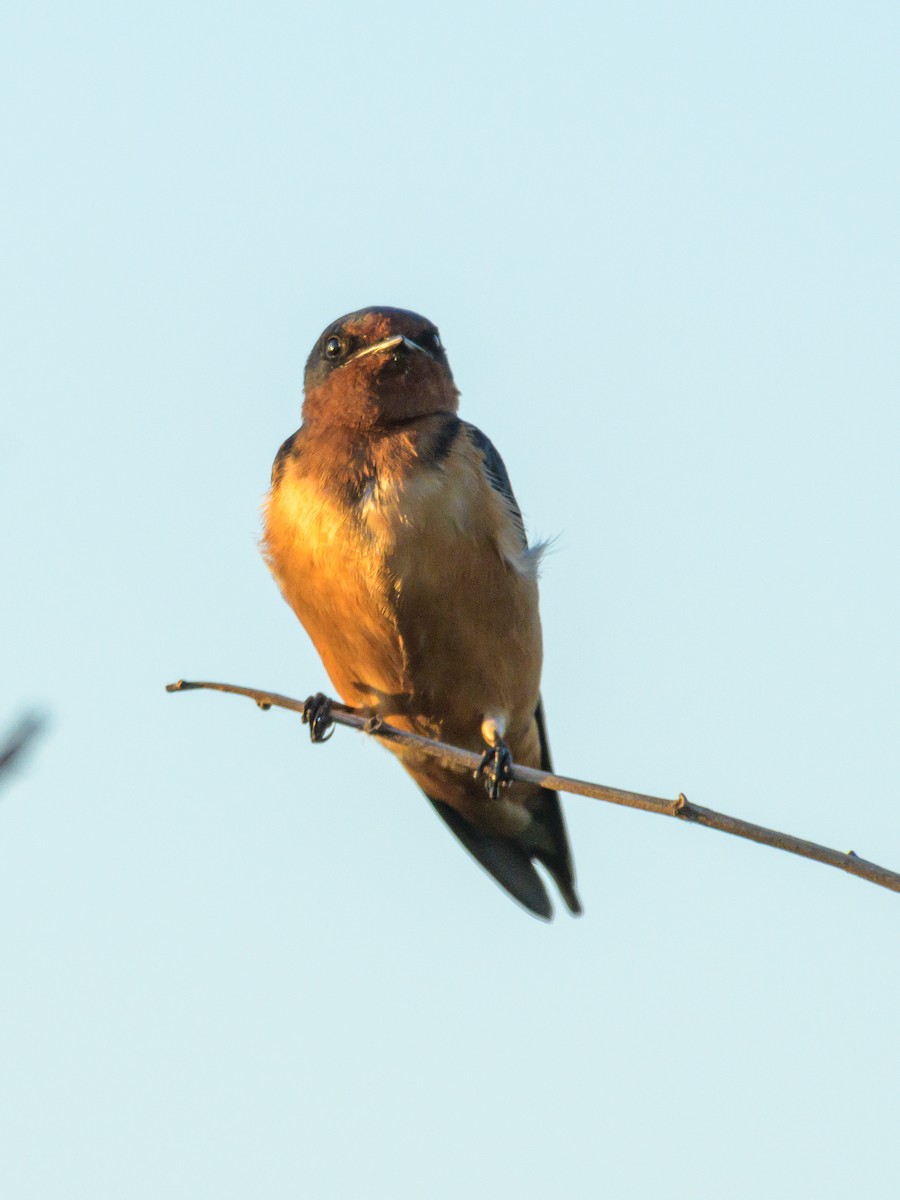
top-left (166, 679), bottom-right (900, 896)
top-left (0, 714), bottom-right (46, 785)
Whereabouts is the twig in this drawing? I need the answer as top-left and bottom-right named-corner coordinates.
top-left (166, 679), bottom-right (900, 896)
top-left (0, 714), bottom-right (46, 785)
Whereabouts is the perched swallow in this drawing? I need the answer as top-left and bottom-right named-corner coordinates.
top-left (262, 307), bottom-right (581, 918)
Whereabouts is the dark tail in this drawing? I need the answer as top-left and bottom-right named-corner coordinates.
top-left (427, 797), bottom-right (554, 919)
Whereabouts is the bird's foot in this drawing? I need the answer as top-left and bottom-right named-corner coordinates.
top-left (301, 692), bottom-right (334, 743)
top-left (474, 739), bottom-right (513, 801)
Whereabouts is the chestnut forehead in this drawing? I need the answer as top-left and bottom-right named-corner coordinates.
top-left (328, 307), bottom-right (436, 342)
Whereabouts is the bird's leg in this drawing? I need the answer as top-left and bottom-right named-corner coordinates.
top-left (476, 742), bottom-right (512, 800)
top-left (302, 692), bottom-right (335, 743)
top-left (474, 715), bottom-right (513, 801)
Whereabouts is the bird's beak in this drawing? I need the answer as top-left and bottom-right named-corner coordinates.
top-left (348, 334), bottom-right (425, 362)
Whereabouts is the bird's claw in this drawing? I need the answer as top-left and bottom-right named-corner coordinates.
top-left (474, 740), bottom-right (513, 801)
top-left (302, 692), bottom-right (334, 743)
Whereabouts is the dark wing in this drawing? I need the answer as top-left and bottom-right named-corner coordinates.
top-left (271, 428), bottom-right (301, 486)
top-left (532, 699), bottom-right (582, 915)
top-left (426, 797), bottom-right (553, 920)
top-left (464, 423), bottom-right (528, 549)
top-left (442, 429), bottom-right (581, 916)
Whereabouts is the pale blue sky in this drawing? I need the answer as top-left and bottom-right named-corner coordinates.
top-left (2, 3), bottom-right (898, 1197)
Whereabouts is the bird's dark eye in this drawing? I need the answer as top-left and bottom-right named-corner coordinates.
top-left (420, 329), bottom-right (443, 354)
top-left (324, 335), bottom-right (344, 360)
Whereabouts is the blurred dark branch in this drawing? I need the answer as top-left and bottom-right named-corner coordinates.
top-left (166, 678), bottom-right (900, 897)
top-left (0, 714), bottom-right (47, 785)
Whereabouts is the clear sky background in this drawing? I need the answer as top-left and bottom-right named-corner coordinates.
top-left (2, 3), bottom-right (898, 1197)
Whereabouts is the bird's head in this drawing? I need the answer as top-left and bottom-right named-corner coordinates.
top-left (302, 307), bottom-right (459, 431)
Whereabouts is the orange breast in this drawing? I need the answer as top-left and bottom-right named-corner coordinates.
top-left (263, 469), bottom-right (409, 713)
top-left (262, 436), bottom-right (543, 751)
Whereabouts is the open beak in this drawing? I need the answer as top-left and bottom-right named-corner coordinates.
top-left (348, 334), bottom-right (425, 362)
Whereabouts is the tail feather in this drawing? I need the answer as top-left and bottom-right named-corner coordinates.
top-left (414, 697), bottom-right (582, 920)
top-left (532, 699), bottom-right (582, 915)
top-left (427, 798), bottom-right (553, 919)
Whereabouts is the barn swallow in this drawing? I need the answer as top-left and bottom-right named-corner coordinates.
top-left (262, 307), bottom-right (581, 918)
